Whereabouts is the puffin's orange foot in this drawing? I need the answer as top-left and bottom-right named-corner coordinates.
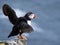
top-left (18, 35), bottom-right (27, 40)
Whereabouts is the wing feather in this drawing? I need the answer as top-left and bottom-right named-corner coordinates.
top-left (3, 4), bottom-right (18, 25)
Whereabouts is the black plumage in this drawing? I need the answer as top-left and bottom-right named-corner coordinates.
top-left (2, 4), bottom-right (35, 38)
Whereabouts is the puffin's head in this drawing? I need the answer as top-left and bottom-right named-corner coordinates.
top-left (24, 12), bottom-right (36, 20)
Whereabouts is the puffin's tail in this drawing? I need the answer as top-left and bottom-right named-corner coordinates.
top-left (2, 4), bottom-right (18, 25)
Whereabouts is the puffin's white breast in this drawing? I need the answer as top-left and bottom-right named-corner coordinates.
top-left (27, 20), bottom-right (31, 26)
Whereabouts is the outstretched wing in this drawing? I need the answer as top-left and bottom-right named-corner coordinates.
top-left (8, 22), bottom-right (34, 38)
top-left (19, 22), bottom-right (34, 33)
top-left (2, 4), bottom-right (18, 25)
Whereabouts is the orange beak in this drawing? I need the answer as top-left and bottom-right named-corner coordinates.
top-left (33, 15), bottom-right (36, 19)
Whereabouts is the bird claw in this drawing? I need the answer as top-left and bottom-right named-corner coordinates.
top-left (17, 35), bottom-right (27, 40)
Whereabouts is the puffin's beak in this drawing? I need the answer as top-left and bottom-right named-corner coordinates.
top-left (33, 15), bottom-right (36, 19)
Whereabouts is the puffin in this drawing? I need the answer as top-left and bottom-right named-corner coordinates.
top-left (2, 4), bottom-right (36, 40)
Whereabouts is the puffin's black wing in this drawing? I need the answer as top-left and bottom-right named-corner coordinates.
top-left (8, 22), bottom-right (34, 38)
top-left (19, 22), bottom-right (34, 33)
top-left (2, 4), bottom-right (18, 25)
top-left (8, 26), bottom-right (19, 38)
